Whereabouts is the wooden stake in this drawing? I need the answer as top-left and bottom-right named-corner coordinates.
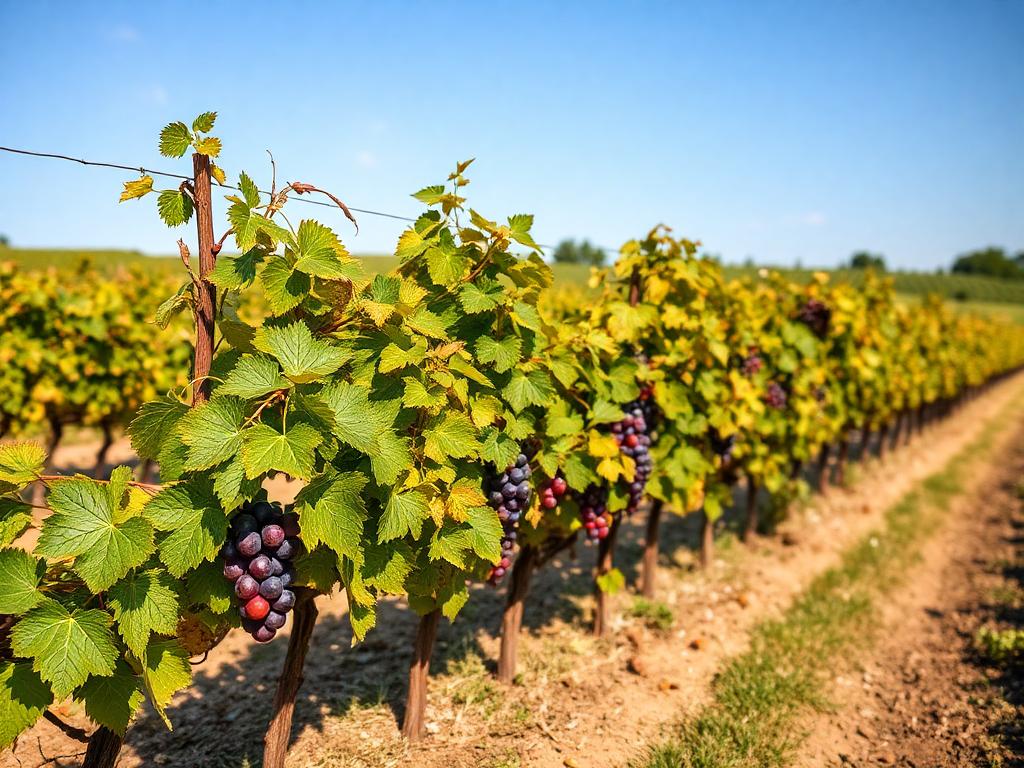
top-left (639, 500), bottom-right (664, 598)
top-left (700, 510), bottom-right (714, 569)
top-left (742, 475), bottom-right (759, 544)
top-left (402, 609), bottom-right (440, 741)
top-left (593, 515), bottom-right (621, 637)
top-left (497, 545), bottom-right (537, 684)
top-left (190, 153), bottom-right (217, 405)
top-left (817, 443), bottom-right (831, 495)
top-left (263, 592), bottom-right (319, 768)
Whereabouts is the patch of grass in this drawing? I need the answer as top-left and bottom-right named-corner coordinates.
top-left (634, 399), bottom-right (1016, 768)
top-left (975, 627), bottom-right (1024, 663)
top-left (629, 597), bottom-right (675, 631)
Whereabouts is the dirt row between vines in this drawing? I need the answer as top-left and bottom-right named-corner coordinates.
top-left (794, 402), bottom-right (1024, 767)
top-left (4, 374), bottom-right (1022, 768)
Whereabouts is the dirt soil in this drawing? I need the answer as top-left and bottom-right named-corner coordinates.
top-left (796, 403), bottom-right (1024, 767)
top-left (3, 376), bottom-right (1023, 768)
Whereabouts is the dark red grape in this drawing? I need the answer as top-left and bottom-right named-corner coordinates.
top-left (237, 531), bottom-right (262, 557)
top-left (223, 558), bottom-right (246, 582)
top-left (272, 590), bottom-right (296, 612)
top-left (274, 539), bottom-right (297, 560)
top-left (253, 625), bottom-right (276, 643)
top-left (261, 524), bottom-right (285, 548)
top-left (264, 610), bottom-right (287, 630)
top-left (248, 555), bottom-right (273, 580)
top-left (232, 513), bottom-right (258, 536)
top-left (235, 574), bottom-right (259, 600)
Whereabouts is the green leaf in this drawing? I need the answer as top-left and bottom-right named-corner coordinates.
top-left (128, 397), bottom-right (189, 460)
top-left (0, 662), bottom-right (52, 750)
top-left (107, 570), bottom-right (181, 658)
top-left (177, 396), bottom-right (245, 472)
top-left (211, 453), bottom-right (262, 510)
top-left (119, 175), bottom-right (154, 202)
top-left (440, 581), bottom-right (469, 621)
top-left (192, 111), bottom-right (217, 132)
top-left (11, 601), bottom-right (118, 699)
top-left (479, 428), bottom-right (520, 469)
top-left (424, 230), bottom-right (467, 286)
top-left (294, 220), bottom-right (359, 280)
top-left (423, 412), bottom-right (479, 463)
top-left (241, 423), bottom-right (322, 480)
top-left (511, 300), bottom-right (542, 331)
top-left (503, 369), bottom-right (555, 412)
top-left (158, 121), bottom-right (192, 157)
top-left (0, 549), bottom-right (44, 615)
top-left (144, 478), bottom-right (227, 577)
top-left (294, 471), bottom-right (368, 561)
top-left (209, 248), bottom-right (264, 290)
top-left (154, 282), bottom-right (192, 329)
top-left (369, 430), bottom-right (413, 487)
top-left (185, 561), bottom-right (234, 614)
top-left (458, 279), bottom-right (504, 314)
top-left (157, 189), bottom-right (194, 227)
top-left (0, 499), bottom-right (32, 547)
top-left (475, 335), bottom-right (521, 374)
top-left (411, 185), bottom-right (446, 205)
top-left (253, 321), bottom-right (349, 383)
top-left (317, 381), bottom-right (389, 453)
top-left (402, 377), bottom-right (447, 409)
top-left (466, 506), bottom-right (502, 563)
top-left (76, 660), bottom-right (144, 735)
top-left (0, 443), bottom-right (44, 488)
top-left (404, 306), bottom-right (450, 339)
top-left (37, 479), bottom-right (154, 592)
top-left (595, 567), bottom-right (625, 595)
top-left (429, 522), bottom-right (471, 568)
top-left (293, 546), bottom-right (339, 592)
top-left (219, 354), bottom-right (290, 399)
top-left (140, 639), bottom-right (192, 728)
top-left (361, 541), bottom-right (414, 594)
top-left (377, 491), bottom-right (428, 543)
top-left (379, 338), bottom-right (428, 374)
top-left (260, 257), bottom-right (311, 315)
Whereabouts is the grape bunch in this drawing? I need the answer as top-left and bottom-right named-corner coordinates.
top-left (797, 299), bottom-right (831, 339)
top-left (611, 394), bottom-right (656, 514)
top-left (539, 475), bottom-right (568, 511)
top-left (221, 500), bottom-right (301, 643)
top-left (765, 382), bottom-right (788, 410)
top-left (577, 484), bottom-right (612, 543)
top-left (485, 452), bottom-right (533, 585)
top-left (742, 351), bottom-right (763, 376)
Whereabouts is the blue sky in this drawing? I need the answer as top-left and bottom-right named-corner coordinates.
top-left (0, 1), bottom-right (1021, 270)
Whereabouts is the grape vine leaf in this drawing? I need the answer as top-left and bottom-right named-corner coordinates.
top-left (119, 175), bottom-right (154, 202)
top-left (475, 335), bottom-right (521, 373)
top-left (253, 321), bottom-right (350, 382)
top-left (294, 471), bottom-right (367, 562)
top-left (458, 279), bottom-right (504, 314)
top-left (185, 561), bottom-right (234, 614)
top-left (260, 258), bottom-right (312, 315)
top-left (0, 499), bottom-right (33, 547)
top-left (158, 122), bottom-right (191, 157)
top-left (503, 369), bottom-right (555, 412)
top-left (479, 428), bottom-right (520, 469)
top-left (404, 306), bottom-right (450, 339)
top-left (192, 111), bottom-right (217, 133)
top-left (294, 219), bottom-right (361, 280)
top-left (11, 601), bottom-right (119, 699)
top-left (143, 478), bottom-right (228, 577)
top-left (377, 490), bottom-right (428, 543)
top-left (76, 660), bottom-right (145, 735)
top-left (218, 354), bottom-right (290, 399)
top-left (157, 189), bottom-right (194, 227)
top-left (140, 639), bottom-right (192, 728)
top-left (0, 443), bottom-right (45, 489)
top-left (107, 569), bottom-right (181, 658)
top-left (194, 136), bottom-right (221, 157)
top-left (241, 423), bottom-right (322, 480)
top-left (424, 231), bottom-right (468, 286)
top-left (361, 541), bottom-right (414, 594)
top-left (0, 548), bottom-right (45, 615)
top-left (0, 662), bottom-right (52, 750)
top-left (128, 397), bottom-right (189, 460)
top-left (422, 412), bottom-right (479, 462)
top-left (177, 396), bottom-right (245, 471)
top-left (378, 338), bottom-right (428, 373)
top-left (36, 478), bottom-right (154, 592)
top-left (209, 248), bottom-right (264, 290)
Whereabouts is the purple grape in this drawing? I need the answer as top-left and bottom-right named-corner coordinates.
top-left (272, 590), bottom-right (296, 612)
top-left (264, 610), bottom-right (287, 630)
top-left (235, 574), bottom-right (259, 600)
top-left (237, 531), bottom-right (262, 557)
top-left (251, 501), bottom-right (277, 525)
top-left (281, 513), bottom-right (301, 538)
top-left (259, 576), bottom-right (284, 601)
top-left (274, 539), bottom-right (297, 560)
top-left (221, 540), bottom-right (238, 559)
top-left (279, 570), bottom-right (294, 588)
top-left (232, 514), bottom-right (258, 536)
top-left (262, 524), bottom-right (285, 548)
top-left (223, 558), bottom-right (246, 582)
top-left (253, 625), bottom-right (276, 643)
top-left (249, 555), bottom-right (273, 580)
top-left (269, 557), bottom-right (284, 577)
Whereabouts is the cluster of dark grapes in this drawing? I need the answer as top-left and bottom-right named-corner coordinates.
top-left (814, 385), bottom-right (827, 404)
top-left (611, 386), bottom-right (657, 514)
top-left (577, 484), bottom-right (612, 543)
top-left (485, 452), bottom-right (533, 585)
top-left (797, 299), bottom-right (831, 339)
top-left (539, 475), bottom-right (568, 511)
top-left (221, 501), bottom-right (301, 643)
top-left (765, 382), bottom-right (788, 410)
top-left (709, 428), bottom-right (736, 461)
top-left (742, 351), bottom-right (763, 376)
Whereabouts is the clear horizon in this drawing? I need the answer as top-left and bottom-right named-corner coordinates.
top-left (1, 1), bottom-right (1021, 271)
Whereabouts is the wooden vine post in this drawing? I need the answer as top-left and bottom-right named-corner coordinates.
top-left (497, 544), bottom-right (538, 683)
top-left (699, 508), bottom-right (714, 569)
top-left (82, 151), bottom-right (218, 768)
top-left (263, 590), bottom-right (319, 768)
top-left (402, 609), bottom-right (441, 740)
top-left (594, 267), bottom-right (642, 636)
top-left (817, 443), bottom-right (831, 495)
top-left (639, 499), bottom-right (663, 598)
top-left (742, 474), bottom-right (759, 544)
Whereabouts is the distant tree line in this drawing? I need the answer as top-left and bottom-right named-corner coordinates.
top-left (550, 239), bottom-right (607, 266)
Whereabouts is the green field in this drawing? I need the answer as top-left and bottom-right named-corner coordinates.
top-left (5, 246), bottom-right (1024, 311)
